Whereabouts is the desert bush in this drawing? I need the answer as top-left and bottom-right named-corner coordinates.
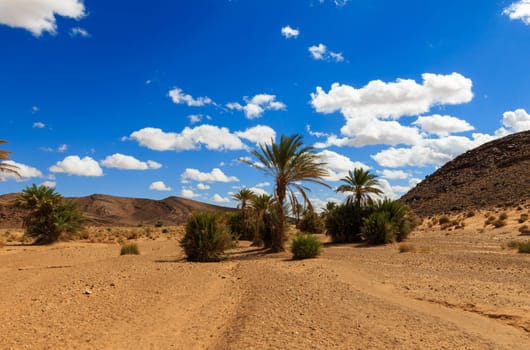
top-left (517, 241), bottom-right (530, 253)
top-left (518, 213), bottom-right (528, 223)
top-left (180, 212), bottom-right (232, 262)
top-left (438, 215), bottom-right (450, 225)
top-left (499, 212), bottom-right (508, 221)
top-left (325, 203), bottom-right (368, 243)
top-left (398, 243), bottom-right (416, 253)
top-left (120, 243), bottom-right (140, 255)
top-left (492, 219), bottom-right (507, 228)
top-left (154, 221), bottom-right (164, 228)
top-left (519, 225), bottom-right (530, 235)
top-left (291, 232), bottom-right (322, 259)
top-left (17, 184), bottom-right (85, 244)
top-left (362, 200), bottom-right (414, 244)
top-left (506, 240), bottom-right (530, 253)
top-left (466, 210), bottom-right (476, 218)
top-left (297, 210), bottom-right (324, 234)
top-left (362, 211), bottom-right (395, 244)
top-left (226, 212), bottom-right (253, 241)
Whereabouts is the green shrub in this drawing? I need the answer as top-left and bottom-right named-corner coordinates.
top-left (506, 240), bottom-right (530, 253)
top-left (492, 219), bottom-right (507, 228)
top-left (519, 225), bottom-right (529, 235)
top-left (325, 203), bottom-right (368, 243)
top-left (226, 212), bottom-right (253, 241)
top-left (517, 241), bottom-right (530, 253)
top-left (120, 243), bottom-right (140, 255)
top-left (291, 233), bottom-right (322, 259)
top-left (362, 200), bottom-right (414, 244)
top-left (297, 210), bottom-right (324, 234)
top-left (180, 212), bottom-right (232, 262)
top-left (438, 215), bottom-right (450, 225)
top-left (362, 211), bottom-right (395, 244)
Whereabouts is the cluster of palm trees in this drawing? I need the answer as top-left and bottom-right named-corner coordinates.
top-left (240, 134), bottom-right (385, 251)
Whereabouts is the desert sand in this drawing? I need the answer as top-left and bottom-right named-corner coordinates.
top-left (1, 210), bottom-right (529, 349)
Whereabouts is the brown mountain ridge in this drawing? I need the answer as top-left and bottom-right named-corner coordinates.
top-left (401, 130), bottom-right (530, 217)
top-left (0, 193), bottom-right (234, 228)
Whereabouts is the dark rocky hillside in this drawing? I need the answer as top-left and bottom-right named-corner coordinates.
top-left (401, 130), bottom-right (530, 217)
top-left (0, 193), bottom-right (234, 228)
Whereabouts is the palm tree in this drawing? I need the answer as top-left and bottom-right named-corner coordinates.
top-left (336, 168), bottom-right (383, 207)
top-left (244, 134), bottom-right (329, 251)
top-left (18, 184), bottom-right (84, 244)
top-left (231, 188), bottom-right (256, 240)
top-left (249, 193), bottom-right (273, 246)
top-left (232, 188), bottom-right (255, 212)
top-left (0, 140), bottom-right (20, 178)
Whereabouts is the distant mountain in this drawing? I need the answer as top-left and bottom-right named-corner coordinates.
top-left (0, 193), bottom-right (234, 228)
top-left (401, 130), bottom-right (530, 216)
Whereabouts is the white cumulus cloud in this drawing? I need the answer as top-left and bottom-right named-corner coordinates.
top-left (311, 72), bottom-right (473, 147)
top-left (32, 121), bottom-right (45, 128)
top-left (49, 155), bottom-right (103, 176)
top-left (211, 194), bottom-right (230, 203)
top-left (181, 188), bottom-right (199, 199)
top-left (235, 125), bottom-right (276, 145)
top-left (101, 153), bottom-right (162, 170)
top-left (0, 0), bottom-right (86, 36)
top-left (371, 133), bottom-right (495, 168)
top-left (413, 114), bottom-right (474, 136)
top-left (377, 169), bottom-right (410, 180)
top-left (149, 181), bottom-right (172, 191)
top-left (309, 43), bottom-right (344, 62)
top-left (197, 183), bottom-right (210, 190)
top-left (128, 125), bottom-right (246, 152)
top-left (41, 180), bottom-right (56, 188)
top-left (168, 87), bottom-right (213, 107)
top-left (504, 1), bottom-right (530, 25)
top-left (227, 94), bottom-right (286, 119)
top-left (70, 26), bottom-right (89, 37)
top-left (281, 25), bottom-right (299, 38)
top-left (181, 168), bottom-right (239, 183)
top-left (0, 160), bottom-right (42, 181)
top-left (312, 73), bottom-right (473, 118)
top-left (497, 109), bottom-right (530, 134)
top-left (317, 150), bottom-right (369, 181)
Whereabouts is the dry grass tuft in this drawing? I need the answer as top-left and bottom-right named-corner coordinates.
top-left (398, 243), bottom-right (416, 253)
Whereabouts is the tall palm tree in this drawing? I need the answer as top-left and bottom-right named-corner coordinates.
top-left (249, 193), bottom-right (273, 246)
top-left (245, 134), bottom-right (329, 251)
top-left (0, 140), bottom-right (20, 178)
top-left (232, 188), bottom-right (255, 212)
top-left (336, 168), bottom-right (383, 207)
top-left (231, 188), bottom-right (256, 240)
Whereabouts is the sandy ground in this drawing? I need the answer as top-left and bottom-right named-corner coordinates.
top-left (1, 214), bottom-right (529, 349)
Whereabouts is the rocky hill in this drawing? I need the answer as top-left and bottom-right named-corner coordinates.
top-left (401, 130), bottom-right (530, 216)
top-left (0, 193), bottom-right (234, 228)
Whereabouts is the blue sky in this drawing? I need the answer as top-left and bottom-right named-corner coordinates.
top-left (1, 0), bottom-right (529, 209)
